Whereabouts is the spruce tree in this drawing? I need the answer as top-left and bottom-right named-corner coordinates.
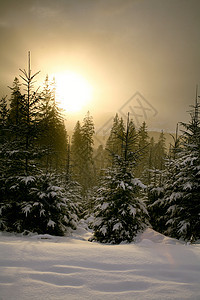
top-left (1, 78), bottom-right (27, 177)
top-left (71, 120), bottom-right (84, 184)
top-left (71, 112), bottom-right (95, 198)
top-left (94, 144), bottom-right (106, 179)
top-left (91, 114), bottom-right (149, 244)
top-left (0, 96), bottom-right (9, 209)
top-left (154, 131), bottom-right (167, 173)
top-left (8, 77), bottom-right (24, 127)
top-left (0, 54), bottom-right (79, 235)
top-left (135, 121), bottom-right (149, 180)
top-left (0, 173), bottom-right (79, 235)
top-left (105, 114), bottom-right (126, 166)
top-left (163, 99), bottom-right (200, 242)
top-left (16, 51), bottom-right (41, 175)
top-left (146, 131), bottom-right (167, 226)
top-left (145, 137), bottom-right (156, 185)
top-left (81, 111), bottom-right (95, 191)
top-left (38, 75), bottom-right (67, 172)
top-left (0, 96), bottom-right (9, 144)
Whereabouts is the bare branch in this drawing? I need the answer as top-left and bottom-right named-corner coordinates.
top-left (19, 75), bottom-right (29, 83)
top-left (31, 71), bottom-right (40, 80)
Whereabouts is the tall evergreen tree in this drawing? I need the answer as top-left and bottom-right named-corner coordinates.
top-left (0, 54), bottom-right (80, 235)
top-left (154, 131), bottom-right (167, 171)
top-left (93, 144), bottom-right (106, 179)
top-left (38, 75), bottom-right (67, 172)
top-left (145, 137), bottom-right (156, 185)
top-left (71, 112), bottom-right (95, 197)
top-left (0, 96), bottom-right (8, 142)
top-left (169, 123), bottom-right (182, 160)
top-left (1, 70), bottom-right (40, 177)
top-left (16, 52), bottom-right (41, 175)
top-left (71, 120), bottom-right (84, 184)
top-left (147, 131), bottom-right (167, 187)
top-left (81, 111), bottom-right (95, 190)
top-left (148, 95), bottom-right (200, 242)
top-left (91, 114), bottom-right (149, 244)
top-left (0, 96), bottom-right (9, 178)
top-left (146, 131), bottom-right (168, 233)
top-left (163, 98), bottom-right (200, 242)
top-left (105, 114), bottom-right (126, 166)
top-left (135, 121), bottom-right (149, 180)
top-left (8, 77), bottom-right (24, 127)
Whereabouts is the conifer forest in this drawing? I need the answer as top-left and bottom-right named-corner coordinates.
top-left (0, 59), bottom-right (200, 244)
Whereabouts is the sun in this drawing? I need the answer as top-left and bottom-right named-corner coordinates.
top-left (53, 71), bottom-right (93, 113)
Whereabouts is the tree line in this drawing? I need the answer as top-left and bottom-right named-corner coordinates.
top-left (0, 58), bottom-right (199, 243)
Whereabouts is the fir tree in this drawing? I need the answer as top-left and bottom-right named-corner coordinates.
top-left (0, 96), bottom-right (9, 144)
top-left (169, 123), bottom-right (182, 160)
top-left (81, 111), bottom-right (95, 191)
top-left (38, 75), bottom-right (67, 172)
top-left (0, 96), bottom-right (9, 182)
top-left (154, 131), bottom-right (167, 172)
top-left (71, 112), bottom-right (95, 198)
top-left (147, 131), bottom-right (172, 233)
top-left (93, 144), bottom-right (106, 179)
top-left (163, 98), bottom-right (200, 242)
top-left (71, 120), bottom-right (84, 184)
top-left (0, 173), bottom-right (79, 235)
top-left (148, 94), bottom-right (200, 242)
top-left (145, 137), bottom-right (156, 185)
top-left (135, 121), bottom-right (149, 180)
top-left (0, 96), bottom-right (8, 127)
top-left (91, 114), bottom-right (149, 244)
top-left (105, 114), bottom-right (126, 166)
top-left (8, 77), bottom-right (24, 127)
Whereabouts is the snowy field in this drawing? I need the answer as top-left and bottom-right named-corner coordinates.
top-left (0, 226), bottom-right (200, 300)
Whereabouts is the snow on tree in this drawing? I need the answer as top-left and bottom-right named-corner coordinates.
top-left (0, 53), bottom-right (80, 236)
top-left (147, 184), bottom-right (166, 234)
top-left (0, 173), bottom-right (79, 235)
top-left (150, 95), bottom-right (200, 242)
top-left (164, 97), bottom-right (200, 242)
top-left (90, 114), bottom-right (149, 244)
top-left (90, 165), bottom-right (149, 244)
top-left (163, 150), bottom-right (200, 241)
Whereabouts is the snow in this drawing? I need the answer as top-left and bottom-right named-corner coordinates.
top-left (129, 205), bottom-right (136, 216)
top-left (101, 203), bottom-right (109, 210)
top-left (132, 178), bottom-right (146, 189)
top-left (113, 222), bottom-right (122, 231)
top-left (178, 221), bottom-right (190, 234)
top-left (100, 225), bottom-right (107, 235)
top-left (20, 176), bottom-right (35, 185)
top-left (120, 181), bottom-right (126, 190)
top-left (183, 182), bottom-right (192, 190)
top-left (47, 220), bottom-right (56, 228)
top-left (0, 227), bottom-right (200, 300)
top-left (22, 204), bottom-right (32, 217)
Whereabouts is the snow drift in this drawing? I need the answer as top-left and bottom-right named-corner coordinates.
top-left (0, 227), bottom-right (200, 300)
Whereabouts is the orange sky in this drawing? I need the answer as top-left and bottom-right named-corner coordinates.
top-left (0, 0), bottom-right (200, 132)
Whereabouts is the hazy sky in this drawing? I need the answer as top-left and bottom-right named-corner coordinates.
top-left (0, 0), bottom-right (200, 132)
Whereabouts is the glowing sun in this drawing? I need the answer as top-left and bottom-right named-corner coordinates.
top-left (54, 71), bottom-right (93, 113)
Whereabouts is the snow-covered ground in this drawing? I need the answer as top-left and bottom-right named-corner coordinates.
top-left (0, 226), bottom-right (200, 300)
